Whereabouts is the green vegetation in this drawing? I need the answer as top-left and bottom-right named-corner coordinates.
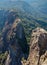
top-left (0, 9), bottom-right (47, 43)
top-left (0, 51), bottom-right (8, 65)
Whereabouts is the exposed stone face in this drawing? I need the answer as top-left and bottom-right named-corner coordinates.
top-left (40, 51), bottom-right (47, 65)
top-left (25, 27), bottom-right (47, 65)
top-left (0, 21), bottom-right (47, 65)
top-left (0, 18), bottom-right (29, 65)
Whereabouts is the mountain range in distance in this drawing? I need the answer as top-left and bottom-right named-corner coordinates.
top-left (0, 0), bottom-right (47, 20)
top-left (0, 0), bottom-right (47, 42)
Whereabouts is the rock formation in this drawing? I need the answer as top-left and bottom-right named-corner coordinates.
top-left (0, 14), bottom-right (47, 65)
top-left (24, 27), bottom-right (47, 65)
top-left (0, 17), bottom-right (29, 65)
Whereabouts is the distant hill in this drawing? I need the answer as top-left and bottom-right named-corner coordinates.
top-left (0, 0), bottom-right (47, 20)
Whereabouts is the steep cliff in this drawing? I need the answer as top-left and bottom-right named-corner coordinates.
top-left (0, 18), bottom-right (29, 65)
top-left (0, 18), bottom-right (47, 65)
top-left (23, 27), bottom-right (47, 65)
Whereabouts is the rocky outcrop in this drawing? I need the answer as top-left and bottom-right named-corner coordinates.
top-left (0, 17), bottom-right (47, 65)
top-left (0, 18), bottom-right (29, 65)
top-left (24, 27), bottom-right (47, 65)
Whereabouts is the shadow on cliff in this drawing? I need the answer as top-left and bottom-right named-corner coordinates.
top-left (1, 12), bottom-right (29, 65)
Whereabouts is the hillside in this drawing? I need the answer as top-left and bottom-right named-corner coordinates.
top-left (0, 1), bottom-right (47, 65)
top-left (0, 1), bottom-right (47, 40)
top-left (0, 0), bottom-right (47, 21)
top-left (0, 9), bottom-right (47, 42)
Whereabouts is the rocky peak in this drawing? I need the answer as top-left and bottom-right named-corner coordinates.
top-left (25, 27), bottom-right (47, 65)
top-left (30, 27), bottom-right (47, 50)
top-left (0, 17), bottom-right (29, 65)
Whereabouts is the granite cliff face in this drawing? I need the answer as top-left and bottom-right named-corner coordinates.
top-left (24, 28), bottom-right (47, 65)
top-left (0, 18), bottom-right (29, 65)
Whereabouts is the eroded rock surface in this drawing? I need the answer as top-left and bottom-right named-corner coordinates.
top-left (25, 27), bottom-right (47, 65)
top-left (0, 17), bottom-right (29, 65)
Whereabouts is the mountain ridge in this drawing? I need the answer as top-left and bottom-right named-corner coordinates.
top-left (0, 0), bottom-right (47, 19)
